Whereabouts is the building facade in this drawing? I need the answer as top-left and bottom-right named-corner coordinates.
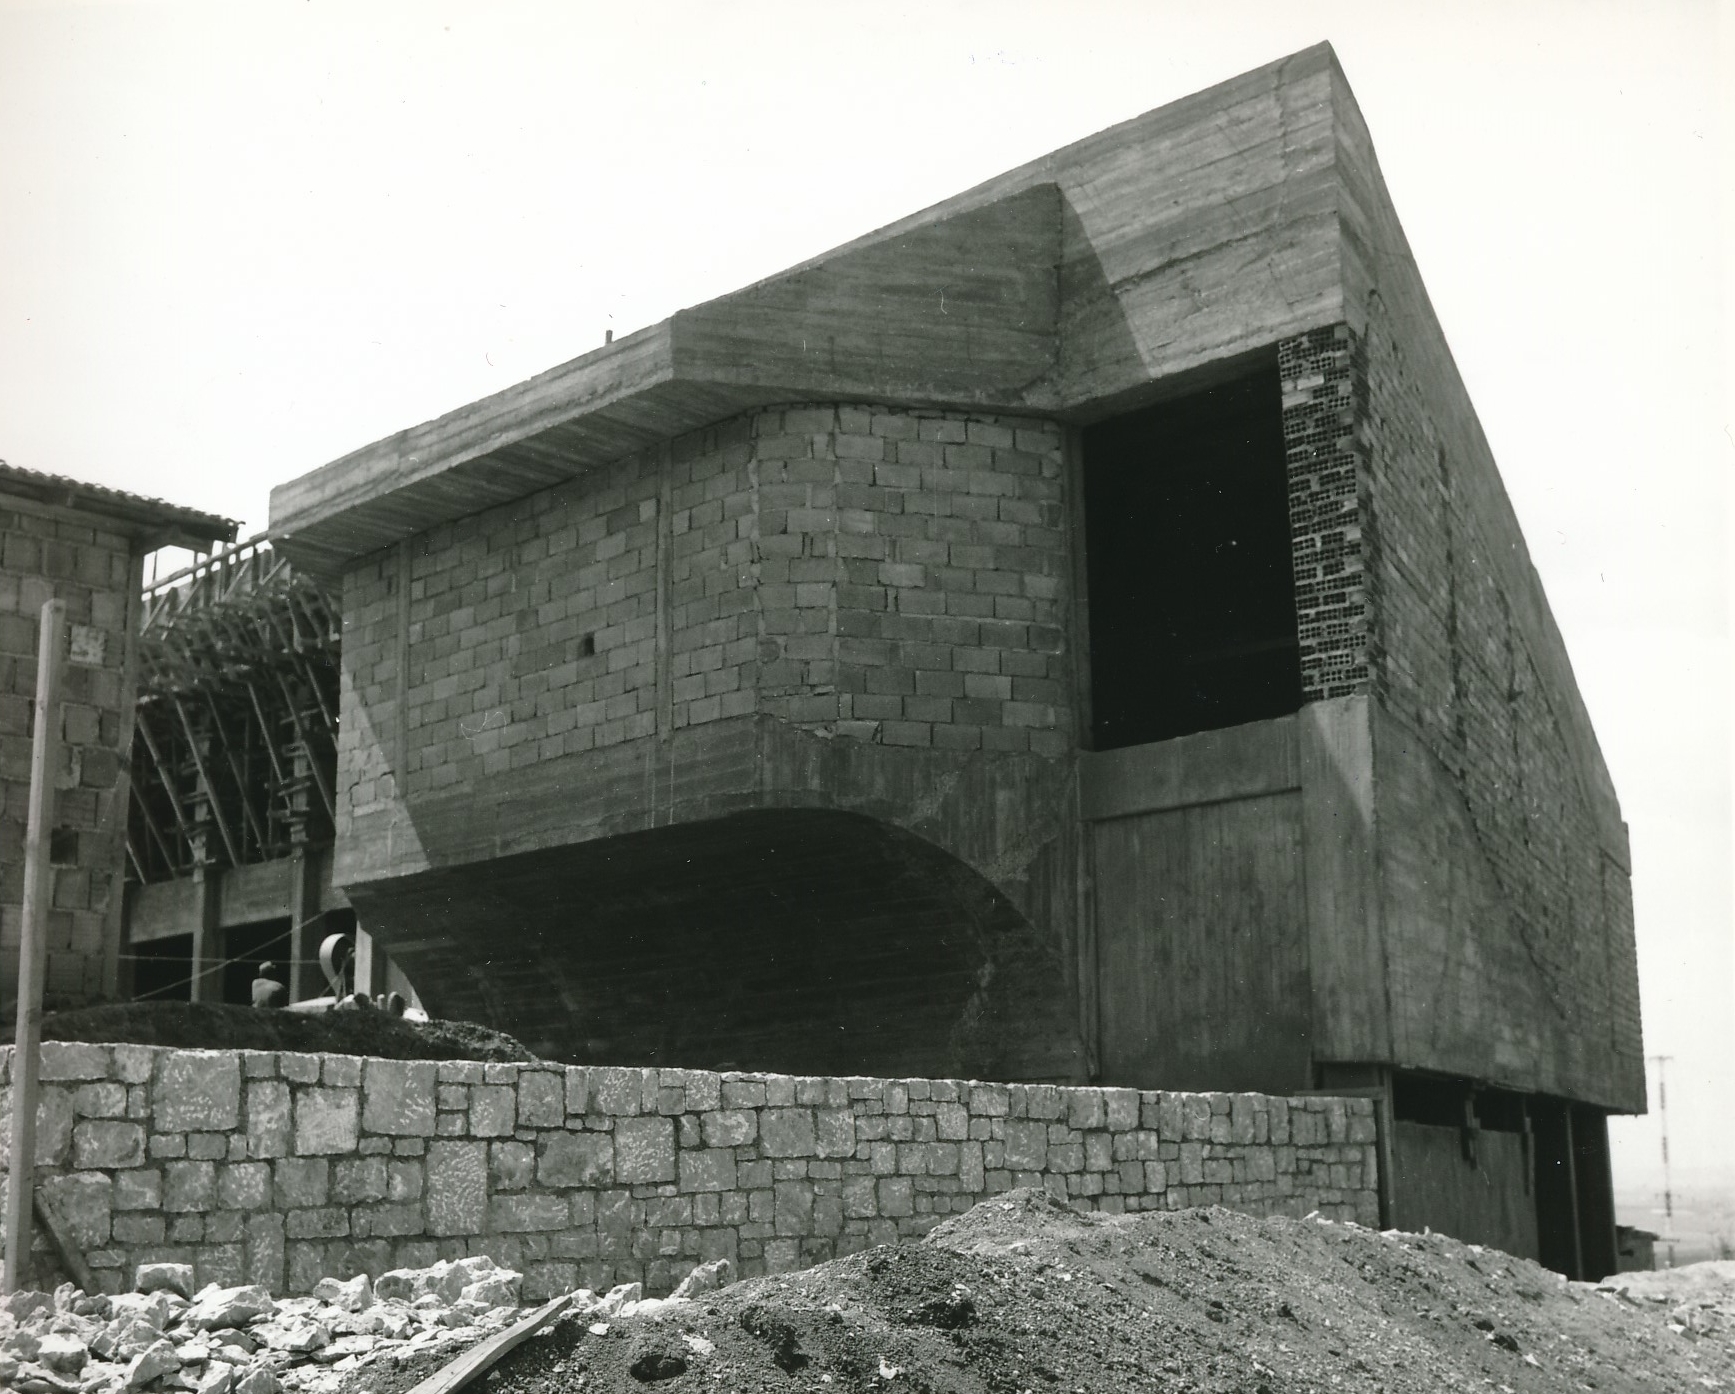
top-left (269, 46), bottom-right (1643, 1278)
top-left (0, 463), bottom-right (231, 1012)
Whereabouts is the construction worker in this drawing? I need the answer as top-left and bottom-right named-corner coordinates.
top-left (251, 961), bottom-right (287, 1009)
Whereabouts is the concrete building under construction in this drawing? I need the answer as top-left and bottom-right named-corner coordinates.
top-left (247, 45), bottom-right (1641, 1277)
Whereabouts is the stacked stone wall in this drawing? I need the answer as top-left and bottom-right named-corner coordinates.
top-left (0, 1044), bottom-right (1379, 1298)
top-left (0, 503), bottom-right (137, 1006)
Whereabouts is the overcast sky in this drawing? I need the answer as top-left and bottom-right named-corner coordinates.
top-left (1, 1), bottom-right (1729, 1202)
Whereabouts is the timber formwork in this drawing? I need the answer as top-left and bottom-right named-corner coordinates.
top-left (131, 536), bottom-right (339, 881)
top-left (123, 536), bottom-right (355, 1004)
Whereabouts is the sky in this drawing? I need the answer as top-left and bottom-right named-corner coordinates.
top-left (0, 1), bottom-right (1729, 1202)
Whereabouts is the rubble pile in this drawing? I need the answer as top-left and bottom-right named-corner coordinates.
top-left (1599, 1259), bottom-right (1735, 1341)
top-left (0, 1250), bottom-right (656, 1394)
top-left (335, 1190), bottom-right (1735, 1394)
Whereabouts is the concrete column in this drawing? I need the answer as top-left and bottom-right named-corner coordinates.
top-left (287, 851), bottom-right (323, 1003)
top-left (189, 871), bottom-right (224, 1002)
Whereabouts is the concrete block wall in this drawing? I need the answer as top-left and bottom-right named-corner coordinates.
top-left (0, 1043), bottom-right (1380, 1298)
top-left (801, 406), bottom-right (1070, 755)
top-left (336, 403), bottom-right (1072, 838)
top-left (0, 503), bottom-right (137, 1007)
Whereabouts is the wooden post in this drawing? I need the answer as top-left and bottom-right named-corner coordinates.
top-left (287, 851), bottom-right (323, 1004)
top-left (353, 927), bottom-right (385, 999)
top-left (4, 599), bottom-right (65, 1293)
top-left (189, 872), bottom-right (223, 1003)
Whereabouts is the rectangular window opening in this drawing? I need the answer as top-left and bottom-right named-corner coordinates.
top-left (1083, 362), bottom-right (1301, 749)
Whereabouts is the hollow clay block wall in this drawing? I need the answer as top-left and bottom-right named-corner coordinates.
top-left (0, 1044), bottom-right (1380, 1298)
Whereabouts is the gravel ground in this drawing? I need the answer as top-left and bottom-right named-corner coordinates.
top-left (13, 1001), bottom-right (536, 1062)
top-left (341, 1189), bottom-right (1734, 1393)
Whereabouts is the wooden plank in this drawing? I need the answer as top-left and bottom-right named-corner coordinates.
top-left (173, 695), bottom-right (242, 867)
top-left (405, 1292), bottom-right (573, 1394)
top-left (1093, 789), bottom-right (1311, 1093)
top-left (245, 681), bottom-right (290, 788)
top-left (4, 598), bottom-right (64, 1294)
top-left (274, 671), bottom-right (336, 823)
top-left (203, 692), bottom-right (269, 854)
top-left (32, 1191), bottom-right (96, 1292)
top-left (128, 779), bottom-right (181, 875)
top-left (136, 709), bottom-right (198, 848)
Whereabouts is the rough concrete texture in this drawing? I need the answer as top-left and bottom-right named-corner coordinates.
top-left (0, 1043), bottom-right (1378, 1299)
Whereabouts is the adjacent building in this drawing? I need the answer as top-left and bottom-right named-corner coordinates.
top-left (0, 463), bottom-right (232, 1011)
top-left (267, 46), bottom-right (1643, 1278)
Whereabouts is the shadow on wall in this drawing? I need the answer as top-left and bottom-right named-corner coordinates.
top-left (345, 809), bottom-right (1083, 1084)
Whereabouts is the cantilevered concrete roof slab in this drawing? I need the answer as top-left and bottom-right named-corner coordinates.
top-left (271, 43), bottom-right (1354, 579)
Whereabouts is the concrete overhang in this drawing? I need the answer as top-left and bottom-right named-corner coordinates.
top-left (271, 42), bottom-right (1357, 581)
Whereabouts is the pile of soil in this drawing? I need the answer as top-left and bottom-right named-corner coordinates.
top-left (348, 1189), bottom-right (1734, 1393)
top-left (11, 1001), bottom-right (536, 1063)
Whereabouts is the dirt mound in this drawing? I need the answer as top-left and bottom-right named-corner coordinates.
top-left (348, 1190), bottom-right (1733, 1393)
top-left (13, 1001), bottom-right (536, 1062)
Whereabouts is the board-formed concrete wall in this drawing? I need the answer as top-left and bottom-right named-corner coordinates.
top-left (0, 1043), bottom-right (1379, 1297)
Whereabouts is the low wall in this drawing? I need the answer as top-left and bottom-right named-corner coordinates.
top-left (0, 1044), bottom-right (1380, 1297)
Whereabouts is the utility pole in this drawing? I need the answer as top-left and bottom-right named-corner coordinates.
top-left (1650, 1053), bottom-right (1676, 1269)
top-left (3, 600), bottom-right (65, 1293)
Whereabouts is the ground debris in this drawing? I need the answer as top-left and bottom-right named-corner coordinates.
top-left (328, 1189), bottom-right (1735, 1393)
top-left (0, 1253), bottom-right (558, 1394)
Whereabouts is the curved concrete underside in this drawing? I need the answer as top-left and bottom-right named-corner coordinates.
top-left (346, 808), bottom-right (1084, 1082)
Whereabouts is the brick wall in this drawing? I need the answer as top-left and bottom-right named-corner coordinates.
top-left (0, 502), bottom-right (138, 1007)
top-left (0, 1043), bottom-right (1380, 1298)
top-left (336, 404), bottom-right (1073, 835)
top-left (1281, 326), bottom-right (1371, 701)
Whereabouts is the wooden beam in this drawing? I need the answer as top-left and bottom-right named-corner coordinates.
top-left (172, 694), bottom-right (242, 868)
top-left (202, 691), bottom-right (269, 853)
top-left (4, 598), bottom-right (64, 1294)
top-left (135, 707), bottom-right (198, 850)
top-left (274, 670), bottom-right (336, 824)
top-left (190, 871), bottom-right (224, 1004)
top-left (405, 1292), bottom-right (573, 1394)
top-left (245, 681), bottom-right (290, 788)
top-left (128, 779), bottom-right (181, 876)
top-left (32, 1191), bottom-right (96, 1293)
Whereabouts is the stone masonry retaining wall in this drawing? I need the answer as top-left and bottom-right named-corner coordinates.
top-left (0, 1044), bottom-right (1380, 1299)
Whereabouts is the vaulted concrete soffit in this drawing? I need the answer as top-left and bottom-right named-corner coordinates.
top-left (270, 44), bottom-right (1349, 576)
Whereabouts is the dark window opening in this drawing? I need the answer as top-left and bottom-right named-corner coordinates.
top-left (579, 633), bottom-right (596, 657)
top-left (1083, 364), bottom-right (1301, 749)
top-left (49, 827), bottom-right (79, 866)
top-left (1391, 1069), bottom-right (1528, 1133)
top-left (130, 934), bottom-right (192, 1003)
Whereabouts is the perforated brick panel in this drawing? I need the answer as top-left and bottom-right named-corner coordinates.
top-left (1280, 326), bottom-right (1370, 701)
